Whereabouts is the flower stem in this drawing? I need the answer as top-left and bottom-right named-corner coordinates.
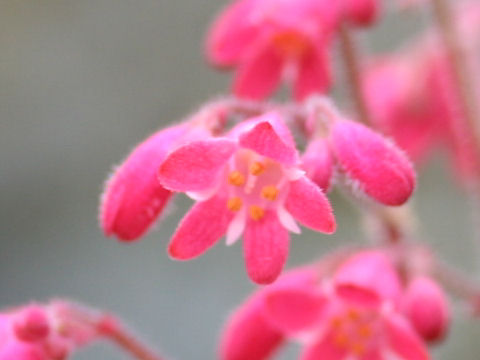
top-left (338, 22), bottom-right (370, 124)
top-left (97, 315), bottom-right (166, 360)
top-left (431, 0), bottom-right (480, 165)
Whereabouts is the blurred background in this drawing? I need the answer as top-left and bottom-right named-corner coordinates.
top-left (0, 1), bottom-right (479, 359)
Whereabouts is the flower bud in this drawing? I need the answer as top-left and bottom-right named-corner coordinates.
top-left (403, 276), bottom-right (450, 343)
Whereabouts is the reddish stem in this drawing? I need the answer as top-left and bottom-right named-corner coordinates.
top-left (96, 315), bottom-right (166, 360)
top-left (338, 22), bottom-right (370, 124)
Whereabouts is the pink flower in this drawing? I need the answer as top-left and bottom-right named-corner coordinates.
top-left (0, 302), bottom-right (99, 360)
top-left (220, 251), bottom-right (431, 359)
top-left (158, 112), bottom-right (336, 284)
top-left (100, 120), bottom-right (213, 241)
top-left (206, 0), bottom-right (339, 100)
top-left (402, 276), bottom-right (450, 343)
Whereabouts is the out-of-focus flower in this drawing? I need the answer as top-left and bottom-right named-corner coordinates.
top-left (99, 105), bottom-right (224, 241)
top-left (0, 302), bottom-right (99, 360)
top-left (403, 276), bottom-right (450, 343)
top-left (206, 0), bottom-right (340, 100)
top-left (158, 112), bottom-right (335, 284)
top-left (220, 251), bottom-right (431, 360)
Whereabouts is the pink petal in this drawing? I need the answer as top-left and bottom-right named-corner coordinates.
top-left (0, 342), bottom-right (45, 360)
top-left (239, 117), bottom-right (298, 166)
top-left (300, 332), bottom-right (348, 360)
top-left (334, 251), bottom-right (402, 304)
top-left (331, 120), bottom-right (416, 206)
top-left (100, 125), bottom-right (187, 241)
top-left (168, 196), bottom-right (233, 260)
top-left (233, 41), bottom-right (284, 100)
top-left (285, 177), bottom-right (336, 233)
top-left (294, 44), bottom-right (331, 101)
top-left (302, 138), bottom-right (334, 192)
top-left (219, 295), bottom-right (284, 360)
top-left (206, 0), bottom-right (259, 66)
top-left (403, 276), bottom-right (450, 343)
top-left (243, 211), bottom-right (290, 284)
top-left (384, 314), bottom-right (430, 360)
top-left (342, 0), bottom-right (379, 26)
top-left (264, 288), bottom-right (326, 333)
top-left (158, 139), bottom-right (237, 192)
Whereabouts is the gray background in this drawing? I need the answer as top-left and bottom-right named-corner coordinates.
top-left (0, 1), bottom-right (479, 359)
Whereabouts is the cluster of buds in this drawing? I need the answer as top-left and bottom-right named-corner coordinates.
top-left (0, 302), bottom-right (100, 360)
top-left (220, 250), bottom-right (450, 360)
top-left (100, 98), bottom-right (415, 284)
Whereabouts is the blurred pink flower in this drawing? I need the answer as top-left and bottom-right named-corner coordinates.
top-left (220, 251), bottom-right (431, 360)
top-left (158, 112), bottom-right (335, 284)
top-left (0, 303), bottom-right (99, 360)
top-left (206, 0), bottom-right (339, 100)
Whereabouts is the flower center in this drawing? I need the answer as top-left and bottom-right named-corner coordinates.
top-left (225, 150), bottom-right (286, 221)
top-left (272, 31), bottom-right (309, 58)
top-left (330, 308), bottom-right (377, 356)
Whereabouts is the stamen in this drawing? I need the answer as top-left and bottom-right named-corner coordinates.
top-left (250, 162), bottom-right (265, 176)
top-left (334, 332), bottom-right (349, 348)
top-left (347, 309), bottom-right (360, 321)
top-left (228, 171), bottom-right (245, 186)
top-left (351, 343), bottom-right (366, 356)
top-left (227, 197), bottom-right (243, 212)
top-left (261, 185), bottom-right (279, 201)
top-left (358, 324), bottom-right (372, 339)
top-left (249, 205), bottom-right (265, 221)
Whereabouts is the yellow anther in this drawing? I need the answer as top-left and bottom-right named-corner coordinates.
top-left (333, 333), bottom-right (349, 348)
top-left (227, 197), bottom-right (243, 212)
top-left (347, 309), bottom-right (360, 321)
top-left (351, 343), bottom-right (366, 356)
top-left (249, 205), bottom-right (265, 221)
top-left (228, 171), bottom-right (245, 186)
top-left (261, 185), bottom-right (279, 201)
top-left (250, 161), bottom-right (265, 175)
top-left (331, 317), bottom-right (343, 329)
top-left (358, 325), bottom-right (372, 339)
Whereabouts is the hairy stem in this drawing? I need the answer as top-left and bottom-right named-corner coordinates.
top-left (338, 23), bottom-right (370, 124)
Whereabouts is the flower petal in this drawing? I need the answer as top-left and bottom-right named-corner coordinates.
top-left (168, 196), bottom-right (233, 260)
top-left (331, 120), bottom-right (416, 206)
top-left (300, 332), bottom-right (348, 360)
top-left (239, 117), bottom-right (298, 166)
top-left (285, 177), bottom-right (336, 233)
top-left (206, 0), bottom-right (259, 66)
top-left (219, 295), bottom-right (284, 360)
top-left (159, 139), bottom-right (237, 192)
top-left (264, 288), bottom-right (326, 333)
top-left (294, 44), bottom-right (331, 101)
top-left (334, 251), bottom-right (402, 304)
top-left (244, 211), bottom-right (290, 284)
top-left (384, 314), bottom-right (430, 360)
top-left (100, 125), bottom-right (188, 241)
top-left (233, 42), bottom-right (284, 100)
